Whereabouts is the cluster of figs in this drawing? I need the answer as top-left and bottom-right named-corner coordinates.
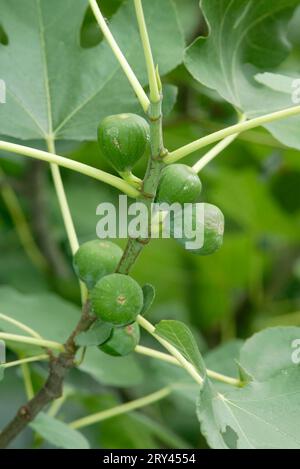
top-left (73, 113), bottom-right (224, 357)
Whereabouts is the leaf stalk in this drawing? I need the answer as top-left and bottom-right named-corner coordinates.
top-left (165, 105), bottom-right (300, 164)
top-left (89, 0), bottom-right (150, 112)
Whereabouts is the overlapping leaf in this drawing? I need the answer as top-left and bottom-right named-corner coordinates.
top-left (0, 0), bottom-right (184, 141)
top-left (185, 0), bottom-right (300, 149)
top-left (198, 327), bottom-right (300, 449)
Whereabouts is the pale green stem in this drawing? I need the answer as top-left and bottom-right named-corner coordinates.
top-left (89, 0), bottom-right (150, 113)
top-left (134, 0), bottom-right (160, 103)
top-left (116, 100), bottom-right (165, 275)
top-left (192, 134), bottom-right (239, 173)
top-left (137, 315), bottom-right (204, 386)
top-left (0, 168), bottom-right (48, 272)
top-left (119, 171), bottom-right (143, 190)
top-left (0, 332), bottom-right (64, 352)
top-left (47, 138), bottom-right (88, 304)
top-left (0, 313), bottom-right (42, 339)
top-left (0, 140), bottom-right (140, 198)
top-left (165, 105), bottom-right (300, 164)
top-left (1, 354), bottom-right (48, 369)
top-left (187, 117), bottom-right (286, 148)
top-left (135, 345), bottom-right (241, 387)
top-left (21, 362), bottom-right (34, 400)
top-left (69, 386), bottom-right (171, 430)
top-left (192, 115), bottom-right (247, 173)
top-left (47, 140), bottom-right (79, 256)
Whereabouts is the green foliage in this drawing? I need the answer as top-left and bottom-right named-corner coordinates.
top-left (1, 0), bottom-right (300, 451)
top-left (79, 346), bottom-right (143, 388)
top-left (0, 367), bottom-right (4, 382)
top-left (30, 413), bottom-right (89, 449)
top-left (0, 0), bottom-right (184, 140)
top-left (238, 327), bottom-right (300, 381)
top-left (80, 394), bottom-right (162, 449)
top-left (205, 340), bottom-right (243, 378)
top-left (185, 0), bottom-right (300, 150)
top-left (198, 327), bottom-right (300, 449)
top-left (91, 273), bottom-right (143, 325)
top-left (0, 286), bottom-right (80, 354)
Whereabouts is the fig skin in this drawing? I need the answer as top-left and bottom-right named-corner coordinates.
top-left (99, 322), bottom-right (140, 357)
top-left (73, 240), bottom-right (123, 289)
top-left (171, 203), bottom-right (224, 256)
top-left (157, 164), bottom-right (202, 205)
top-left (91, 273), bottom-right (144, 325)
top-left (98, 113), bottom-right (150, 173)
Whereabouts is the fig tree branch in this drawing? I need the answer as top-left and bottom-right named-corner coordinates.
top-left (116, 100), bottom-right (165, 274)
top-left (93, 0), bottom-right (164, 278)
top-left (0, 303), bottom-right (96, 449)
top-left (0, 3), bottom-right (161, 449)
top-left (116, 20), bottom-right (166, 274)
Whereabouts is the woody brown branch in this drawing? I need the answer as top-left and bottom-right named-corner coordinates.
top-left (0, 301), bottom-right (96, 449)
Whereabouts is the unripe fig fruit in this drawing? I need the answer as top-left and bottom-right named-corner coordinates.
top-left (157, 164), bottom-right (202, 205)
top-left (171, 203), bottom-right (224, 256)
top-left (98, 113), bottom-right (149, 174)
top-left (99, 322), bottom-right (140, 357)
top-left (91, 273), bottom-right (143, 325)
top-left (73, 240), bottom-right (123, 289)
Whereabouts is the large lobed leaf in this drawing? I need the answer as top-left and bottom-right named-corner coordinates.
top-left (198, 327), bottom-right (300, 449)
top-left (185, 0), bottom-right (300, 150)
top-left (0, 0), bottom-right (184, 141)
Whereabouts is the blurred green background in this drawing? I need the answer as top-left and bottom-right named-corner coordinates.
top-left (1, 0), bottom-right (300, 449)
